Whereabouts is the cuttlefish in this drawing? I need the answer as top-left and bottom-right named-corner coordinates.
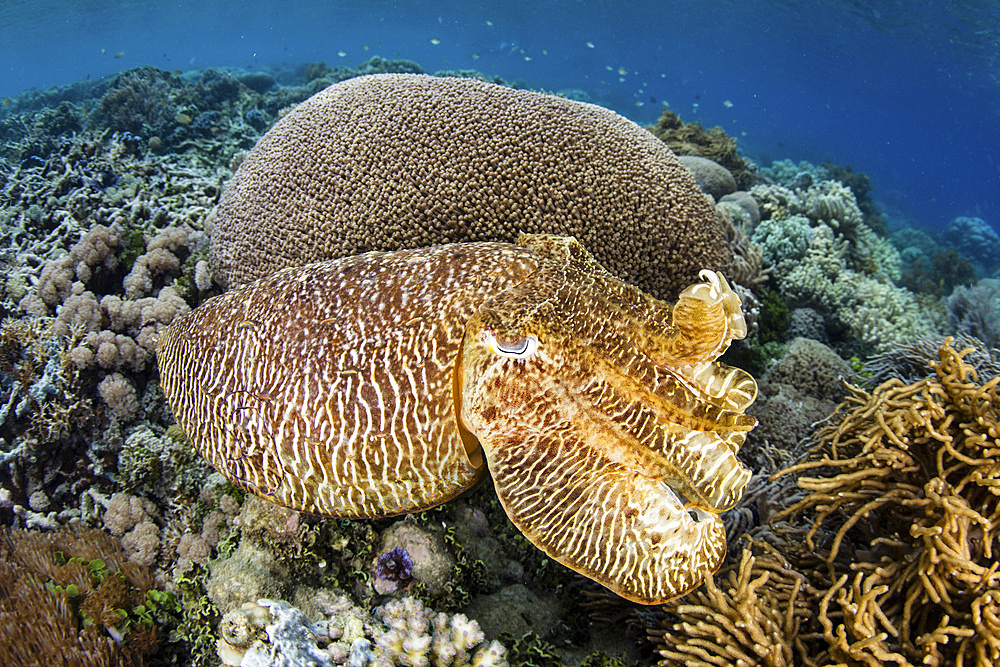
top-left (157, 234), bottom-right (757, 604)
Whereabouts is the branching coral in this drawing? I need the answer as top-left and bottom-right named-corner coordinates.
top-left (771, 339), bottom-right (1000, 666)
top-left (375, 597), bottom-right (508, 666)
top-left (649, 544), bottom-right (814, 667)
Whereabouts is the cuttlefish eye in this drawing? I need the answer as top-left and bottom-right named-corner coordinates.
top-left (484, 329), bottom-right (539, 359)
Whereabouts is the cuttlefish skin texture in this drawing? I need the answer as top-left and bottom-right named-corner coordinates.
top-left (157, 234), bottom-right (757, 604)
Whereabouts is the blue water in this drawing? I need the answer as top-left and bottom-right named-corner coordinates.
top-left (2, 0), bottom-right (997, 234)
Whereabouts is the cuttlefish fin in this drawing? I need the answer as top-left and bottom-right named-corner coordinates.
top-left (482, 429), bottom-right (726, 604)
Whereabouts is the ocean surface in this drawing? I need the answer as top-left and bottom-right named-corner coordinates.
top-left (2, 0), bottom-right (998, 233)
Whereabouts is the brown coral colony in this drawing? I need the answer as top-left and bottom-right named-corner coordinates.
top-left (209, 73), bottom-right (730, 301)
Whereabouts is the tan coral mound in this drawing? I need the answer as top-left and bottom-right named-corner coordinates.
top-left (770, 339), bottom-right (1000, 666)
top-left (209, 73), bottom-right (729, 300)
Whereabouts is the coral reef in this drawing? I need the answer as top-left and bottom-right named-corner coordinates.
top-left (647, 109), bottom-right (755, 189)
top-left (653, 339), bottom-right (1000, 666)
top-left (760, 159), bottom-right (887, 235)
top-left (773, 340), bottom-right (1000, 665)
top-left (6, 54), bottom-right (995, 666)
top-left (943, 216), bottom-right (1000, 275)
top-left (97, 66), bottom-right (175, 136)
top-left (750, 184), bottom-right (943, 353)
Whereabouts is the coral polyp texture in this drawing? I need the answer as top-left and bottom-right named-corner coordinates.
top-left (158, 234), bottom-right (757, 604)
top-left (209, 72), bottom-right (730, 301)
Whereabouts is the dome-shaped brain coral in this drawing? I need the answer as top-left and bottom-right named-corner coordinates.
top-left (208, 73), bottom-right (730, 301)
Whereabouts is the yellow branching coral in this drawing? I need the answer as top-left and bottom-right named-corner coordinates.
top-left (771, 338), bottom-right (1000, 666)
top-left (649, 543), bottom-right (814, 666)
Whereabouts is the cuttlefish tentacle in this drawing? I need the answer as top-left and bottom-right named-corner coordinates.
top-left (157, 234), bottom-right (757, 604)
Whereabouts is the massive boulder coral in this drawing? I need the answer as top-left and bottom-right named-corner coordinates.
top-left (208, 73), bottom-right (730, 301)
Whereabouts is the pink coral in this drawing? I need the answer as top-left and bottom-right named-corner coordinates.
top-left (97, 372), bottom-right (140, 421)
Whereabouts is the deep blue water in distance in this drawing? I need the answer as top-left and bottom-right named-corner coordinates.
top-left (2, 0), bottom-right (998, 235)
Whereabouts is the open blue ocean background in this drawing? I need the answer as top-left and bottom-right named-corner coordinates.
top-left (2, 0), bottom-right (998, 234)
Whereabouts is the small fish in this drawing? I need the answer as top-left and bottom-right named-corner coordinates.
top-left (172, 69), bottom-right (181, 75)
top-left (471, 53), bottom-right (479, 59)
top-left (542, 49), bottom-right (548, 55)
top-left (635, 101), bottom-right (644, 107)
top-left (618, 77), bottom-right (625, 83)
top-left (114, 51), bottom-right (124, 59)
top-left (363, 44), bottom-right (370, 51)
top-left (337, 50), bottom-right (347, 57)
top-left (174, 112), bottom-right (192, 125)
top-left (586, 41), bottom-right (595, 48)
top-left (486, 20), bottom-right (493, 26)
top-left (1, 98), bottom-right (10, 106)
top-left (723, 99), bottom-right (733, 108)
top-left (101, 48), bottom-right (106, 54)
top-left (524, 56), bottom-right (531, 61)
top-left (605, 65), bottom-right (612, 71)
top-left (430, 38), bottom-right (441, 45)
top-left (618, 67), bottom-right (627, 75)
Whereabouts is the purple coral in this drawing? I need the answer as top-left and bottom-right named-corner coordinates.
top-left (376, 547), bottom-right (414, 584)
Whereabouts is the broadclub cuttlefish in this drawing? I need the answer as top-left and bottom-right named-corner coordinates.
top-left (157, 233), bottom-right (757, 604)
